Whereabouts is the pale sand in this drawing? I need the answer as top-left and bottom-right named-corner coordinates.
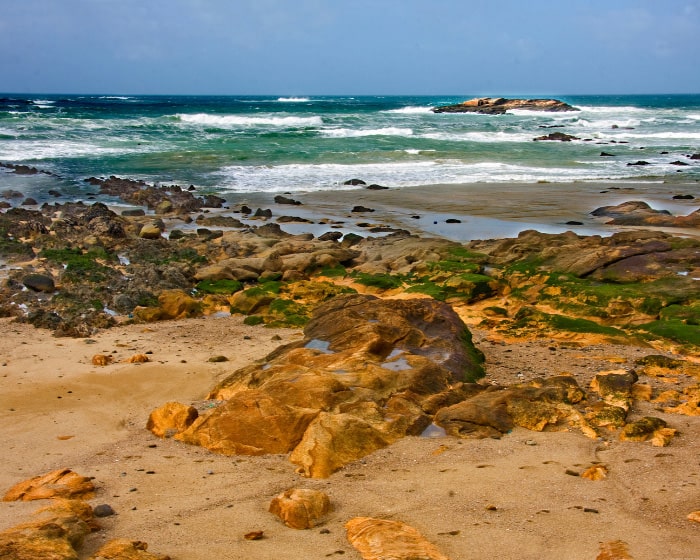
top-left (1, 181), bottom-right (699, 559)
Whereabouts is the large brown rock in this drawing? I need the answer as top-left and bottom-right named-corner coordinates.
top-left (3, 468), bottom-right (95, 502)
top-left (175, 390), bottom-right (319, 455)
top-left (153, 294), bottom-right (485, 477)
top-left (434, 376), bottom-right (585, 438)
top-left (345, 517), bottom-right (450, 560)
top-left (268, 488), bottom-right (331, 529)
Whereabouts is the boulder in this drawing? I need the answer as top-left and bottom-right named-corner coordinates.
top-left (139, 224), bottom-right (163, 239)
top-left (146, 402), bottom-right (199, 438)
top-left (3, 468), bottom-right (95, 502)
top-left (433, 97), bottom-right (578, 115)
top-left (154, 294), bottom-right (485, 477)
top-left (590, 371), bottom-right (638, 411)
top-left (345, 517), bottom-right (450, 560)
top-left (274, 194), bottom-right (302, 205)
top-left (22, 273), bottom-right (56, 293)
top-left (175, 390), bottom-right (319, 455)
top-left (434, 376), bottom-right (585, 439)
top-left (268, 488), bottom-right (331, 529)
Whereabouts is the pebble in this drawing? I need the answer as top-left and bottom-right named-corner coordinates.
top-left (93, 504), bottom-right (116, 517)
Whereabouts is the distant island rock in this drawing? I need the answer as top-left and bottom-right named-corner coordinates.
top-left (432, 97), bottom-right (579, 115)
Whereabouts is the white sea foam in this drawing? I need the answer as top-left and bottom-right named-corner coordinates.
top-left (421, 131), bottom-right (533, 143)
top-left (212, 160), bottom-right (633, 193)
top-left (383, 106), bottom-right (434, 114)
top-left (320, 127), bottom-right (414, 138)
top-left (99, 96), bottom-right (133, 100)
top-left (176, 113), bottom-right (322, 127)
top-left (276, 97), bottom-right (311, 102)
top-left (0, 140), bottom-right (156, 161)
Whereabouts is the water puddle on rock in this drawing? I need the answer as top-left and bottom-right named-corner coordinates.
top-left (304, 339), bottom-right (334, 354)
top-left (421, 423), bottom-right (447, 438)
top-left (381, 349), bottom-right (412, 371)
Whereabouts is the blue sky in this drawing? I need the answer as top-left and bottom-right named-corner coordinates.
top-left (1, 0), bottom-right (699, 95)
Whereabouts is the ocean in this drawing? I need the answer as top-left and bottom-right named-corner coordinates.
top-left (1, 94), bottom-right (699, 202)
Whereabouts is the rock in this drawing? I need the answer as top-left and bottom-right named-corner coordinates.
top-left (343, 178), bottom-right (366, 186)
top-left (318, 231), bottom-right (343, 242)
top-left (139, 224), bottom-right (163, 239)
top-left (591, 200), bottom-right (700, 228)
top-left (351, 206), bottom-right (375, 213)
top-left (627, 160), bottom-right (650, 166)
top-left (688, 511), bottom-right (700, 523)
top-left (533, 132), bottom-right (581, 142)
top-left (22, 197), bottom-right (38, 206)
top-left (88, 539), bottom-right (171, 559)
top-left (619, 416), bottom-right (676, 446)
top-left (160, 294), bottom-right (484, 477)
top-left (22, 273), bottom-right (56, 293)
top-left (146, 402), bottom-right (199, 438)
top-left (345, 517), bottom-right (450, 560)
top-left (590, 371), bottom-right (638, 411)
top-left (445, 218), bottom-right (461, 223)
top-left (433, 97), bottom-right (578, 115)
top-left (0, 498), bottom-right (96, 559)
top-left (3, 468), bottom-right (95, 501)
top-left (253, 208), bottom-right (272, 218)
top-left (175, 390), bottom-right (319, 455)
top-left (268, 488), bottom-right (331, 529)
top-left (366, 184), bottom-right (389, 190)
top-left (92, 504), bottom-right (115, 517)
top-left (690, 153), bottom-right (700, 160)
top-left (122, 208), bottom-right (146, 217)
top-left (125, 353), bottom-right (150, 363)
top-left (290, 412), bottom-right (390, 478)
top-left (600, 152), bottom-right (615, 157)
top-left (274, 195), bottom-right (302, 205)
top-left (581, 464), bottom-right (608, 481)
top-left (672, 194), bottom-right (694, 200)
top-left (597, 540), bottom-right (633, 559)
top-left (92, 354), bottom-right (113, 366)
top-left (435, 376), bottom-right (585, 439)
top-left (202, 194), bottom-right (226, 208)
top-left (669, 160), bottom-right (689, 166)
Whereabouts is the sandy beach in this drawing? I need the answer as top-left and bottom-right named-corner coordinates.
top-left (1, 181), bottom-right (699, 559)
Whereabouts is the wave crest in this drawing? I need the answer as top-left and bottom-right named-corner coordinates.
top-left (176, 113), bottom-right (323, 127)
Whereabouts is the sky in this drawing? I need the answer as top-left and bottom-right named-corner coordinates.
top-left (1, 0), bottom-right (699, 95)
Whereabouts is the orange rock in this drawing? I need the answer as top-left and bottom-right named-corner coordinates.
top-left (125, 353), bottom-right (150, 363)
top-left (581, 464), bottom-right (608, 481)
top-left (88, 539), bottom-right (171, 559)
top-left (146, 402), bottom-right (198, 438)
top-left (290, 412), bottom-right (389, 478)
top-left (688, 511), bottom-right (700, 523)
top-left (345, 517), bottom-right (450, 560)
top-left (597, 540), bottom-right (633, 559)
top-left (0, 498), bottom-right (96, 558)
top-left (3, 468), bottom-right (95, 501)
top-left (269, 488), bottom-right (331, 529)
top-left (176, 390), bottom-right (318, 455)
top-left (92, 354), bottom-right (113, 366)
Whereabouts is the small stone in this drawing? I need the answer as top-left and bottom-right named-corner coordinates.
top-left (208, 355), bottom-right (228, 363)
top-left (525, 440), bottom-right (537, 446)
top-left (244, 530), bottom-right (264, 540)
top-left (93, 504), bottom-right (116, 517)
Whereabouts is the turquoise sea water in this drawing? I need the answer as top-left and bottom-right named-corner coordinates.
top-left (1, 94), bottom-right (699, 200)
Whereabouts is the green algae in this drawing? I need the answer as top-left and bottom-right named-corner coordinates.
top-left (194, 279), bottom-right (243, 295)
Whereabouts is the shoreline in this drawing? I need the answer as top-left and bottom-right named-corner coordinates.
top-left (220, 180), bottom-right (700, 242)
